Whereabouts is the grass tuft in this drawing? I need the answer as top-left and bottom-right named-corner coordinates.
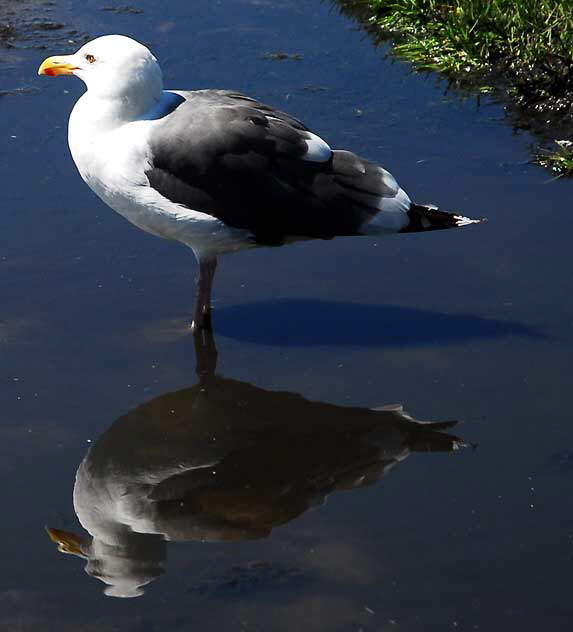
top-left (334, 0), bottom-right (573, 176)
top-left (362, 0), bottom-right (573, 84)
top-left (534, 140), bottom-right (573, 177)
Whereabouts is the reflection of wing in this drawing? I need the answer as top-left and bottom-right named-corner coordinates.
top-left (79, 376), bottom-right (466, 538)
top-left (48, 371), bottom-right (469, 598)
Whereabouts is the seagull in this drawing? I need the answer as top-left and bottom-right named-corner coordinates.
top-left (38, 35), bottom-right (482, 331)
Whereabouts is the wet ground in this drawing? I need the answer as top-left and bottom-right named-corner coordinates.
top-left (1, 0), bottom-right (573, 630)
top-left (335, 1), bottom-right (573, 155)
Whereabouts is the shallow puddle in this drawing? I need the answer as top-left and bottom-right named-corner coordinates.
top-left (1, 0), bottom-right (572, 630)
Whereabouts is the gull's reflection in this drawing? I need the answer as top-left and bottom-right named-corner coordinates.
top-left (47, 331), bottom-right (471, 598)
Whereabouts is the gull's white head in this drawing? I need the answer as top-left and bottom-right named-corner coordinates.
top-left (38, 34), bottom-right (163, 105)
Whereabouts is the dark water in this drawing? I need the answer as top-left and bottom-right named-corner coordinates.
top-left (1, 0), bottom-right (572, 630)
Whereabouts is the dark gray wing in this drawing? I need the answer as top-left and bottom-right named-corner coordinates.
top-left (145, 90), bottom-right (403, 245)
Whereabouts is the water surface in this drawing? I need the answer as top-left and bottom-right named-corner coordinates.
top-left (1, 0), bottom-right (572, 630)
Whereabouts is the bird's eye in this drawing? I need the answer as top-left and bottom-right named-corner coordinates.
top-left (85, 54), bottom-right (96, 64)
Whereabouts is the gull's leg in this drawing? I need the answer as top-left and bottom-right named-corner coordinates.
top-left (193, 326), bottom-right (218, 384)
top-left (204, 257), bottom-right (217, 312)
top-left (191, 256), bottom-right (218, 332)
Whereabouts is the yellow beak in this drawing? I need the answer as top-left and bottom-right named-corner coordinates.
top-left (38, 55), bottom-right (78, 77)
top-left (46, 527), bottom-right (86, 556)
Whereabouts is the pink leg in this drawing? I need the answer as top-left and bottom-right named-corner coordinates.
top-left (191, 257), bottom-right (217, 332)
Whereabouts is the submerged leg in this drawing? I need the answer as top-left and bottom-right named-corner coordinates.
top-left (192, 256), bottom-right (218, 332)
top-left (193, 327), bottom-right (218, 383)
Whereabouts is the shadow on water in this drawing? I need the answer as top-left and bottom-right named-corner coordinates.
top-left (215, 299), bottom-right (540, 347)
top-left (46, 330), bottom-right (473, 598)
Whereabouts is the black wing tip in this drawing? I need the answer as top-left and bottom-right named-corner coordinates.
top-left (402, 203), bottom-right (487, 233)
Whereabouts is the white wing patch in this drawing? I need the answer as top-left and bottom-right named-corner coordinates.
top-left (378, 167), bottom-right (399, 193)
top-left (362, 186), bottom-right (411, 234)
top-left (303, 132), bottom-right (332, 162)
top-left (376, 186), bottom-right (411, 214)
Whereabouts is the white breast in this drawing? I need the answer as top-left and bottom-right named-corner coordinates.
top-left (68, 96), bottom-right (255, 259)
